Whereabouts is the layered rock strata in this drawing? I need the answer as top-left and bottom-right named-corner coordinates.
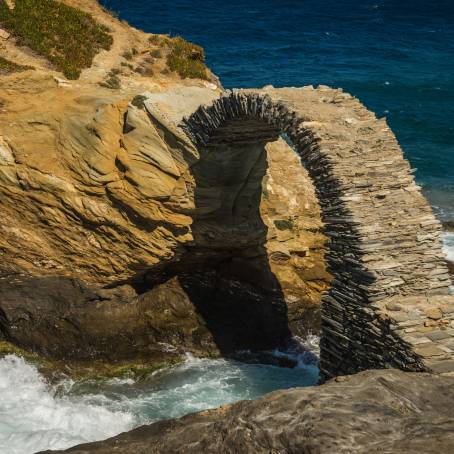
top-left (2, 79), bottom-right (453, 377)
top-left (0, 85), bottom-right (329, 368)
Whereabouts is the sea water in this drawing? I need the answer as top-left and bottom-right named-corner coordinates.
top-left (0, 337), bottom-right (319, 454)
top-left (101, 0), bottom-right (454, 221)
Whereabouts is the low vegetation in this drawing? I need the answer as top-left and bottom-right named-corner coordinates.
top-left (149, 34), bottom-right (209, 80)
top-left (0, 0), bottom-right (113, 79)
top-left (167, 36), bottom-right (209, 80)
top-left (99, 70), bottom-right (121, 89)
top-left (274, 219), bottom-right (295, 231)
top-left (131, 94), bottom-right (147, 109)
top-left (0, 55), bottom-right (33, 74)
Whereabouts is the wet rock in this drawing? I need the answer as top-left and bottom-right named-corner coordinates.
top-left (0, 271), bottom-right (298, 372)
top-left (42, 369), bottom-right (454, 454)
top-left (232, 350), bottom-right (297, 368)
top-left (0, 274), bottom-right (210, 368)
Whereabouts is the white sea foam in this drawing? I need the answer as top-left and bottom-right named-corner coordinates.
top-left (442, 231), bottom-right (454, 294)
top-left (0, 355), bottom-right (135, 454)
top-left (0, 343), bottom-right (319, 453)
top-left (442, 232), bottom-right (454, 262)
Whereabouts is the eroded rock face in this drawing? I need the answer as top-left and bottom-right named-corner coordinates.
top-left (0, 81), bottom-right (329, 365)
top-left (0, 275), bottom-right (204, 365)
top-left (41, 369), bottom-right (454, 454)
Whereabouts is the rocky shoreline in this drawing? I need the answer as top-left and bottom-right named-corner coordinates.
top-left (41, 369), bottom-right (454, 454)
top-left (0, 270), bottom-right (309, 378)
top-left (1, 1), bottom-right (454, 453)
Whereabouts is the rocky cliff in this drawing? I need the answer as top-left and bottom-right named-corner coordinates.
top-left (0, 0), bottom-right (329, 372)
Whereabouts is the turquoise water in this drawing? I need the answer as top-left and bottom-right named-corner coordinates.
top-left (102, 0), bottom-right (454, 220)
top-left (0, 338), bottom-right (319, 454)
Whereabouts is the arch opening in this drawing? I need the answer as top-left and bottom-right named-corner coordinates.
top-left (137, 87), bottom-right (453, 378)
top-left (144, 114), bottom-right (330, 360)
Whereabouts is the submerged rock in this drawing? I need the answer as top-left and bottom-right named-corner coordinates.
top-left (41, 369), bottom-right (454, 454)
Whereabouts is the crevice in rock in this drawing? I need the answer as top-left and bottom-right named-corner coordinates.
top-left (122, 111), bottom-right (135, 134)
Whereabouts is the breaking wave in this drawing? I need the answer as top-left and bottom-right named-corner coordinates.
top-left (0, 337), bottom-right (319, 454)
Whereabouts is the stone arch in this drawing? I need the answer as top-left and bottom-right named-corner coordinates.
top-left (145, 86), bottom-right (454, 378)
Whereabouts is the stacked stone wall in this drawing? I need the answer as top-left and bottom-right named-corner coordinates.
top-left (147, 86), bottom-right (454, 377)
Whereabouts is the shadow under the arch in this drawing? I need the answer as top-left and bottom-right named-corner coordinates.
top-left (156, 117), bottom-right (294, 357)
top-left (186, 118), bottom-right (293, 355)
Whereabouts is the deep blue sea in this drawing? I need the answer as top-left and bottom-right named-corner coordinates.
top-left (101, 0), bottom-right (454, 220)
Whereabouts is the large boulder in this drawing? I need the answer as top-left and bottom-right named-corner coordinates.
top-left (41, 368), bottom-right (454, 454)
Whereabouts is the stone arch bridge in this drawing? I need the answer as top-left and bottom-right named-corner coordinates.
top-left (143, 85), bottom-right (454, 379)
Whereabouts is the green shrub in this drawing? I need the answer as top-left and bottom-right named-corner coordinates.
top-left (122, 50), bottom-right (133, 60)
top-left (99, 74), bottom-right (120, 89)
top-left (0, 0), bottom-right (112, 79)
top-left (0, 55), bottom-right (33, 74)
top-left (131, 95), bottom-right (147, 109)
top-left (274, 219), bottom-right (294, 231)
top-left (166, 36), bottom-right (208, 80)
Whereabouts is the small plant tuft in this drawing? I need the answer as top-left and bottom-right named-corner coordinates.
top-left (131, 95), bottom-right (147, 109)
top-left (274, 219), bottom-right (295, 231)
top-left (122, 50), bottom-right (133, 61)
top-left (99, 73), bottom-right (121, 89)
top-left (148, 34), bottom-right (166, 45)
top-left (134, 65), bottom-right (153, 76)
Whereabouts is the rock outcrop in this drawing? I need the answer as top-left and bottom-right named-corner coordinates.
top-left (1, 0), bottom-right (453, 379)
top-left (0, 1), bottom-right (329, 370)
top-left (0, 270), bottom-right (303, 372)
top-left (0, 86), bottom-right (328, 368)
top-left (41, 369), bottom-right (454, 454)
